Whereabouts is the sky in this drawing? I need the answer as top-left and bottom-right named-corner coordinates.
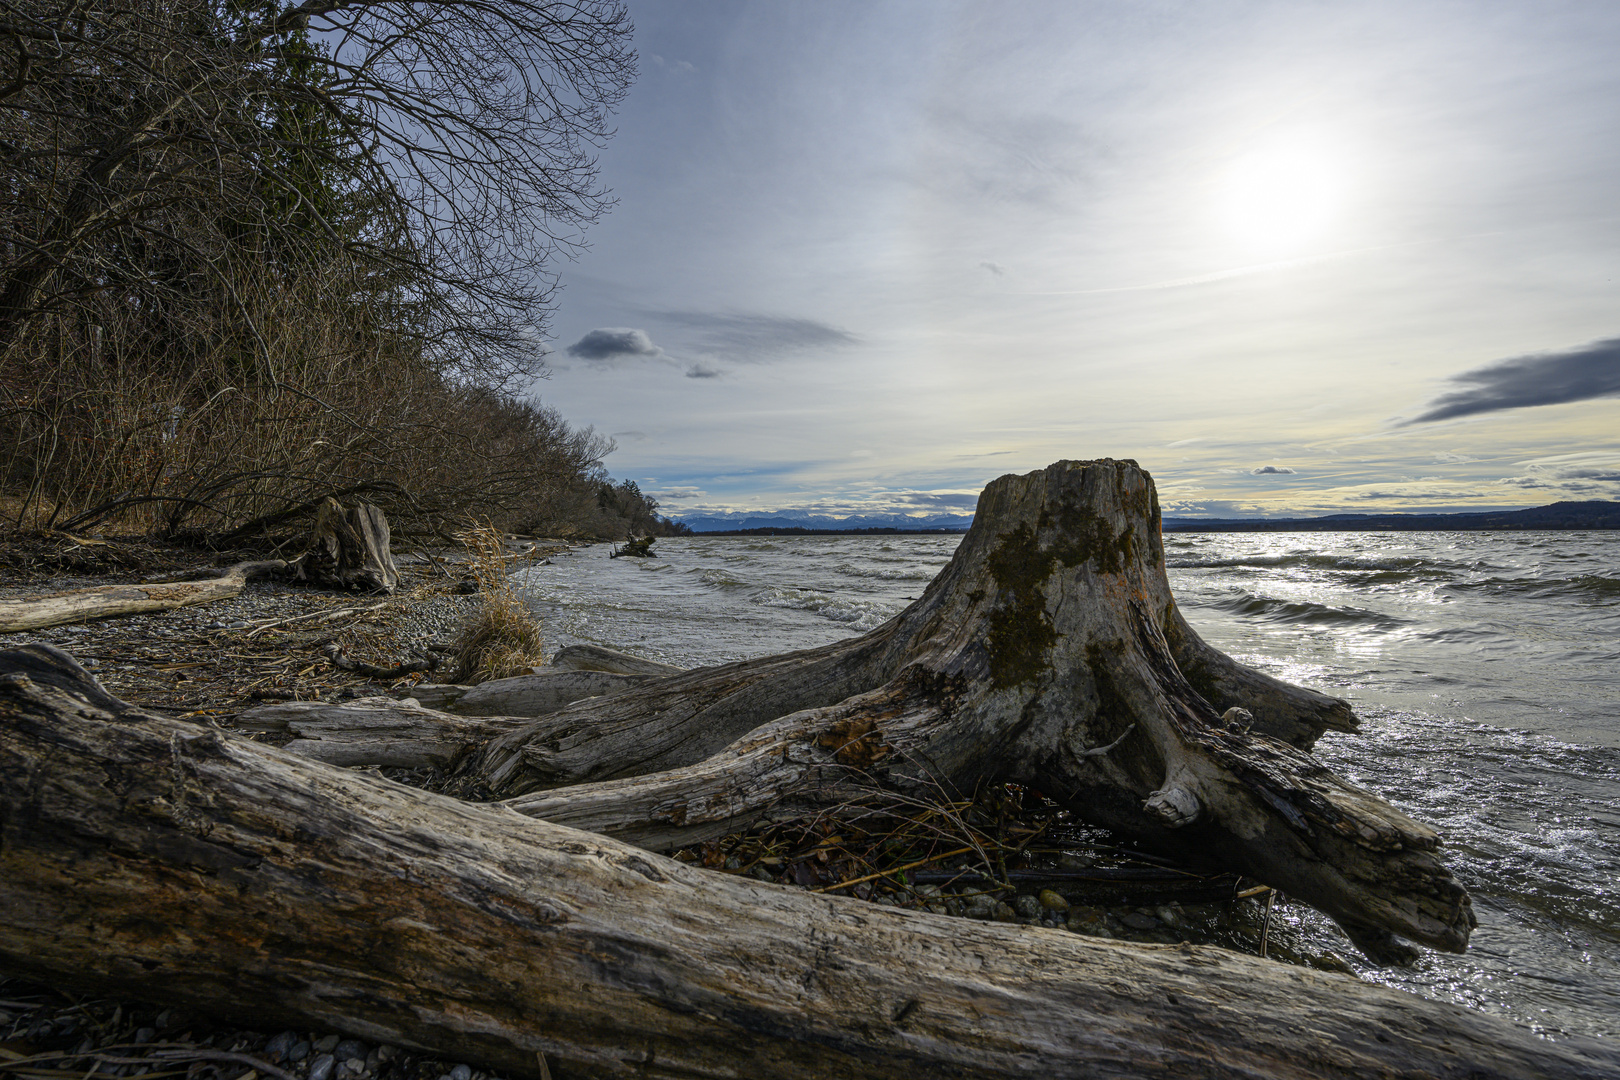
top-left (531, 0), bottom-right (1620, 519)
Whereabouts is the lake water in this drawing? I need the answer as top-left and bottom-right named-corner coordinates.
top-left (515, 531), bottom-right (1620, 1041)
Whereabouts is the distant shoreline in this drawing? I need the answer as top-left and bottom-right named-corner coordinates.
top-left (1162, 499), bottom-right (1620, 533)
top-left (688, 526), bottom-right (971, 536)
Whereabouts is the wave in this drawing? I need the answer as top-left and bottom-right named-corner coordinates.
top-left (690, 566), bottom-right (750, 590)
top-left (832, 561), bottom-right (936, 582)
top-left (1443, 575), bottom-right (1620, 601)
top-left (756, 586), bottom-right (900, 629)
top-left (1166, 553), bottom-right (1450, 575)
top-left (1202, 591), bottom-right (1408, 629)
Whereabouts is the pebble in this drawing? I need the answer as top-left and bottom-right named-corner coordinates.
top-left (450, 1064), bottom-right (472, 1080)
top-left (1120, 911), bottom-right (1161, 930)
top-left (1037, 889), bottom-right (1069, 912)
top-left (134, 1027), bottom-right (155, 1044)
top-left (333, 1040), bottom-right (368, 1063)
top-left (308, 1054), bottom-right (336, 1080)
top-left (289, 1041), bottom-right (312, 1062)
top-left (265, 1032), bottom-right (297, 1060)
top-left (992, 901), bottom-right (1017, 922)
top-left (314, 1035), bottom-right (341, 1053)
top-left (1013, 894), bottom-right (1043, 920)
top-left (961, 895), bottom-right (997, 920)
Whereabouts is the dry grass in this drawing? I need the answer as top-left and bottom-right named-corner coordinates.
top-left (446, 522), bottom-right (545, 684)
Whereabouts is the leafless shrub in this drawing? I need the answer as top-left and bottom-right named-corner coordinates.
top-left (446, 521), bottom-right (544, 683)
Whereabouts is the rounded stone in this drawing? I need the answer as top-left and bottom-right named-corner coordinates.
top-left (1013, 894), bottom-right (1043, 919)
top-left (1037, 889), bottom-right (1070, 912)
top-left (450, 1064), bottom-right (473, 1080)
top-left (308, 1053), bottom-right (336, 1080)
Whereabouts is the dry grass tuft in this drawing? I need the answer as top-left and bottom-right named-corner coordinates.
top-left (447, 522), bottom-right (545, 684)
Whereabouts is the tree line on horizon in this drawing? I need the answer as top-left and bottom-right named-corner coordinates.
top-left (0, 0), bottom-right (670, 542)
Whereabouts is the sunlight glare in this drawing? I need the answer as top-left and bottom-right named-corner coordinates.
top-left (1218, 138), bottom-right (1347, 253)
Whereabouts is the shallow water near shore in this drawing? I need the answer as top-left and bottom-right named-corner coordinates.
top-left (517, 531), bottom-right (1620, 1040)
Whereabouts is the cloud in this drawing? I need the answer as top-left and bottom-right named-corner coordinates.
top-left (649, 54), bottom-right (697, 74)
top-left (1349, 489), bottom-right (1489, 501)
top-left (1432, 451), bottom-right (1477, 464)
top-left (890, 492), bottom-right (980, 509)
top-left (1408, 337), bottom-right (1620, 423)
top-left (1495, 451), bottom-right (1620, 493)
top-left (654, 311), bottom-right (858, 363)
top-left (652, 487), bottom-right (707, 500)
top-left (566, 328), bottom-right (662, 365)
top-left (612, 430), bottom-right (647, 442)
top-left (979, 261), bottom-right (1006, 276)
top-left (1250, 465), bottom-right (1295, 475)
top-left (685, 363), bottom-right (722, 379)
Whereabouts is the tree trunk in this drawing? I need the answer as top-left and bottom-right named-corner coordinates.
top-left (0, 559), bottom-right (286, 632)
top-left (2, 644), bottom-right (1610, 1080)
top-left (449, 460), bottom-right (1468, 963)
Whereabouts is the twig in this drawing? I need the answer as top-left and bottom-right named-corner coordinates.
top-left (245, 602), bottom-right (387, 638)
top-left (1260, 890), bottom-right (1277, 958)
top-left (810, 846), bottom-right (977, 893)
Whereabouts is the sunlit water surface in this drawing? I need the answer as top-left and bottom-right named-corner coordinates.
top-left (517, 531), bottom-right (1620, 1040)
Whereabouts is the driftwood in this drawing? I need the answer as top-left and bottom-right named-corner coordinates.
top-left (292, 497), bottom-right (398, 593)
top-left (233, 695), bottom-right (529, 768)
top-left (0, 559), bottom-right (286, 632)
top-left (548, 643), bottom-right (685, 676)
top-left (2, 644), bottom-right (1613, 1080)
top-left (320, 642), bottom-right (439, 680)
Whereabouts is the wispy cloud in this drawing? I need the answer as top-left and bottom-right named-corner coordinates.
top-left (1408, 337), bottom-right (1620, 423)
top-left (1495, 450), bottom-right (1620, 493)
top-left (654, 311), bottom-right (858, 363)
top-left (1250, 465), bottom-right (1295, 475)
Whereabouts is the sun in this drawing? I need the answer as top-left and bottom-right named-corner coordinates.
top-left (1217, 138), bottom-right (1346, 254)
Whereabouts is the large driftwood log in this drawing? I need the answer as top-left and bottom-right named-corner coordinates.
top-left (450, 460), bottom-right (1466, 964)
top-left (2, 646), bottom-right (1612, 1080)
top-left (0, 559), bottom-right (286, 632)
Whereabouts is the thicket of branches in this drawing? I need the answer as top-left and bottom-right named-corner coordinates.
top-left (0, 0), bottom-right (643, 540)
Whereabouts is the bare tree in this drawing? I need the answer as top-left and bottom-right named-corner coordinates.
top-left (0, 0), bottom-right (635, 532)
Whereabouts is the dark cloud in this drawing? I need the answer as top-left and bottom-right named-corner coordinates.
top-left (1250, 465), bottom-right (1295, 475)
top-left (565, 328), bottom-right (661, 364)
top-left (685, 363), bottom-right (722, 379)
top-left (1409, 338), bottom-right (1620, 423)
top-left (654, 311), bottom-right (857, 362)
top-left (979, 261), bottom-right (1006, 276)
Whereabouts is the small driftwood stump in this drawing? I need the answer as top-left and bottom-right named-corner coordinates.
top-left (293, 498), bottom-right (398, 593)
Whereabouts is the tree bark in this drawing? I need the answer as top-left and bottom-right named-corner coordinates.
top-left (2, 644), bottom-right (1610, 1080)
top-left (0, 559), bottom-right (286, 632)
top-left (443, 460), bottom-right (1467, 962)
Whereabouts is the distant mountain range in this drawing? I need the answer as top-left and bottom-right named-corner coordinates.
top-left (1161, 500), bottom-right (1620, 532)
top-left (673, 511), bottom-right (975, 533)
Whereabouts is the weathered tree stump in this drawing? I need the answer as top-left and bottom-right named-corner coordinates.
top-left (1, 643), bottom-right (1612, 1080)
top-left (454, 460), bottom-right (1470, 963)
top-left (292, 498), bottom-right (398, 593)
